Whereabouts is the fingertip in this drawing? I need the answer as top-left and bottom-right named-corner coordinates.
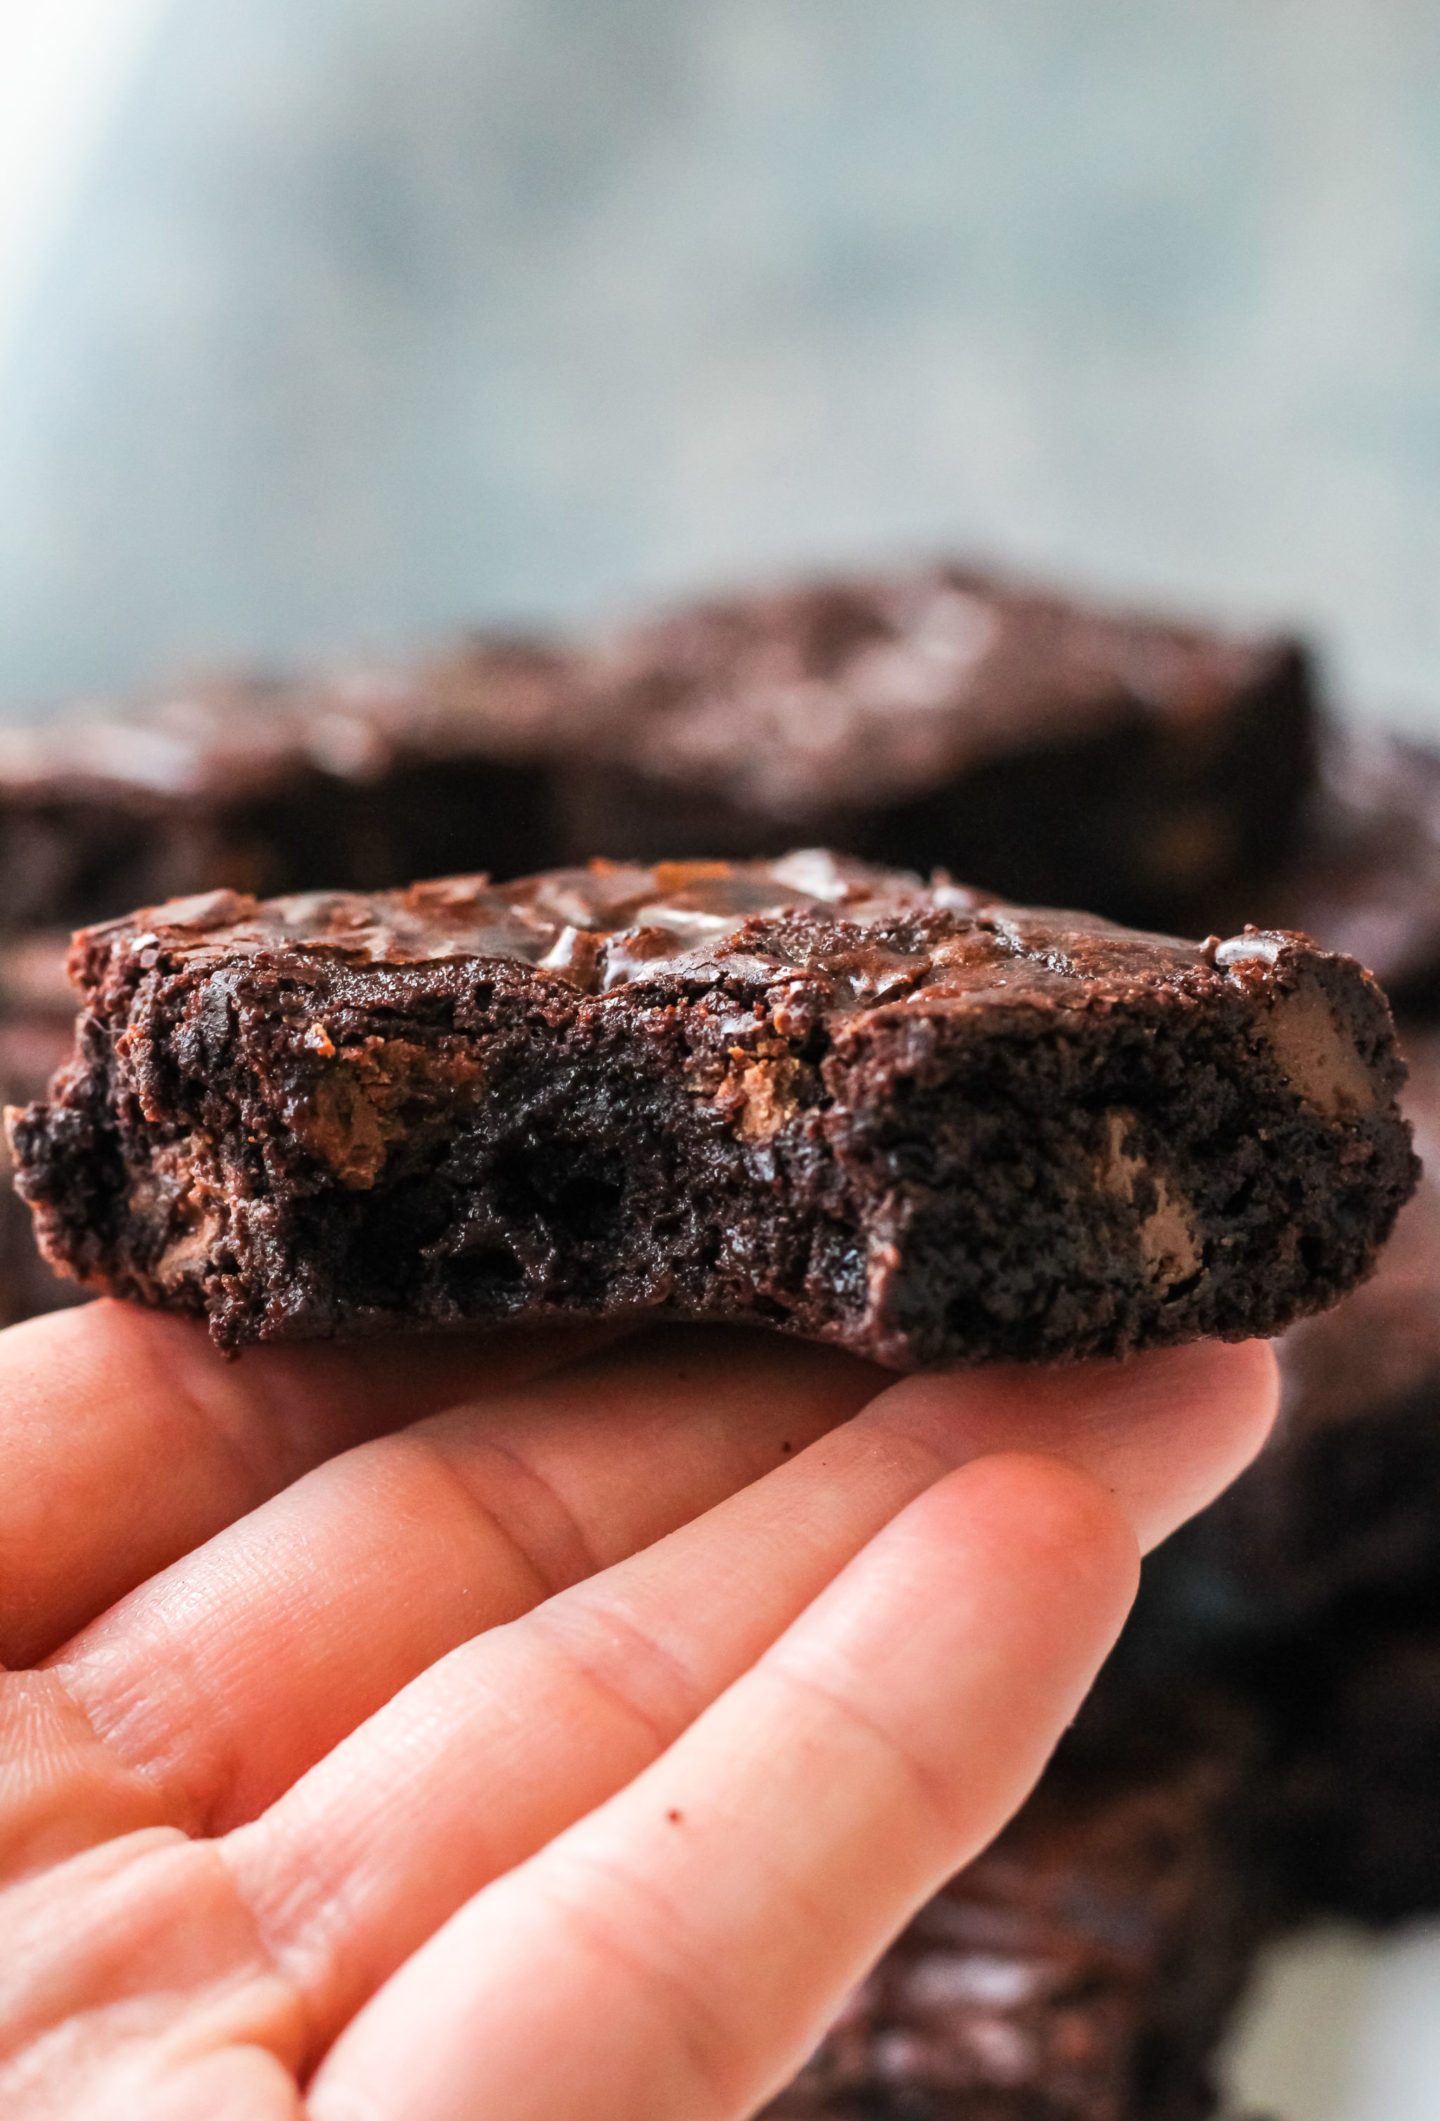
top-left (860, 1335), bottom-right (1282, 1555)
top-left (915, 1450), bottom-right (1141, 1634)
top-left (1091, 1335), bottom-right (1281, 1550)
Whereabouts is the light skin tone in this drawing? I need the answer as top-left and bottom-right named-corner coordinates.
top-left (0, 1299), bottom-right (1277, 2120)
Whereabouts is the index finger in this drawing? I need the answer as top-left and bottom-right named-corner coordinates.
top-left (0, 1300), bottom-right (619, 1664)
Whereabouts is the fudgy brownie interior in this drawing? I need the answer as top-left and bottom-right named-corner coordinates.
top-left (9, 854), bottom-right (1416, 1358)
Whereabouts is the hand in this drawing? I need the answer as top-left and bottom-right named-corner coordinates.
top-left (0, 1301), bottom-right (1275, 2120)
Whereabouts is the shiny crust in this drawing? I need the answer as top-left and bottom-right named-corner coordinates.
top-left (76, 851), bottom-right (1213, 1000)
top-left (12, 854), bottom-right (1419, 1361)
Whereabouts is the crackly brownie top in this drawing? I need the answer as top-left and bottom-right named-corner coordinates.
top-left (81, 848), bottom-right (1209, 996)
top-left (582, 565), bottom-right (1301, 809)
top-left (72, 853), bottom-right (1399, 1113)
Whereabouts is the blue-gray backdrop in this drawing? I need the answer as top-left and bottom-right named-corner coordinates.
top-left (3, 0), bottom-right (1440, 728)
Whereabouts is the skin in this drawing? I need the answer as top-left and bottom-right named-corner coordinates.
top-left (0, 1300), bottom-right (1278, 2121)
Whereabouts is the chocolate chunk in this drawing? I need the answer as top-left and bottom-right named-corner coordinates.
top-left (1142, 1029), bottom-right (1440, 1637)
top-left (7, 854), bottom-right (1415, 1358)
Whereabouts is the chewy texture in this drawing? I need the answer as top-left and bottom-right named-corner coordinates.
top-left (1153, 1031), bottom-right (1440, 1633)
top-left (762, 1686), bottom-right (1267, 2121)
top-left (0, 932), bottom-right (89, 1326)
top-left (8, 853), bottom-right (1417, 1359)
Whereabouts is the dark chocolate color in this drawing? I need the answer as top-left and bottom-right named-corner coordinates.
top-left (564, 567), bottom-right (1317, 931)
top-left (0, 569), bottom-right (1320, 944)
top-left (0, 932), bottom-right (90, 1326)
top-left (763, 1685), bottom-right (1268, 2121)
top-left (1255, 728), bottom-right (1440, 1020)
top-left (0, 639), bottom-right (572, 927)
top-left (8, 854), bottom-right (1415, 1358)
top-left (1266, 1621), bottom-right (1440, 1924)
top-left (1111, 1034), bottom-right (1440, 1932)
top-left (1144, 1030), bottom-right (1440, 1638)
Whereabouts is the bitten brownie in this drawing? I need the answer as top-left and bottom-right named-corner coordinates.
top-left (763, 1685), bottom-right (1268, 2121)
top-left (0, 932), bottom-right (89, 1326)
top-left (1140, 1031), bottom-right (1440, 1639)
top-left (564, 566), bottom-right (1317, 931)
top-left (7, 853), bottom-right (1416, 1358)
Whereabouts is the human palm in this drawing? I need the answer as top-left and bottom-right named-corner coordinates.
top-left (0, 1302), bottom-right (1275, 2119)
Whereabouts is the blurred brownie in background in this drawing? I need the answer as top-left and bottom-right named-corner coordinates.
top-left (563, 566), bottom-right (1318, 932)
top-left (1264, 1620), bottom-right (1440, 1924)
top-left (1254, 728), bottom-right (1440, 1020)
top-left (0, 571), bottom-right (1328, 941)
top-left (313, 638), bottom-right (573, 887)
top-left (764, 1685), bottom-right (1268, 2121)
top-left (0, 638), bottom-right (573, 929)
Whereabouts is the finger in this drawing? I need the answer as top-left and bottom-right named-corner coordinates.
top-left (47, 1333), bottom-right (1257, 1869)
top-left (0, 1301), bottom-right (618, 1664)
top-left (0, 1826), bottom-right (309, 2118)
top-left (51, 1331), bottom-right (1269, 1843)
top-left (0, 1671), bottom-right (173, 1882)
top-left (220, 1337), bottom-right (1268, 2055)
top-left (48, 1330), bottom-right (881, 1836)
top-left (877, 1334), bottom-right (1280, 1552)
top-left (307, 1456), bottom-right (1137, 2121)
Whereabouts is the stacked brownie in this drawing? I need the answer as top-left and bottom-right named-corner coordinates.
top-left (5, 558), bottom-right (1440, 2118)
top-left (560, 568), bottom-right (1316, 933)
top-left (0, 567), bottom-right (1319, 939)
top-left (0, 637), bottom-right (573, 929)
top-left (763, 1683), bottom-right (1270, 2121)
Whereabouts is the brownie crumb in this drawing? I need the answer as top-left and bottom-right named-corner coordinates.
top-left (8, 853), bottom-right (1416, 1362)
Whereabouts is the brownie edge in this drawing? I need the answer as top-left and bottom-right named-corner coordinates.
top-left (8, 854), bottom-right (1418, 1360)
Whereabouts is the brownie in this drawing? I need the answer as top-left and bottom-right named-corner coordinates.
top-left (763, 1685), bottom-right (1268, 2121)
top-left (0, 932), bottom-right (90, 1326)
top-left (0, 638), bottom-right (572, 928)
top-left (562, 567), bottom-right (1317, 932)
top-left (7, 853), bottom-right (1415, 1359)
top-left (0, 570), bottom-right (1318, 939)
top-left (1107, 1034), bottom-right (1440, 1932)
top-left (1138, 1030), bottom-right (1440, 1642)
top-left (1254, 726), bottom-right (1440, 1019)
top-left (1263, 1621), bottom-right (1440, 1925)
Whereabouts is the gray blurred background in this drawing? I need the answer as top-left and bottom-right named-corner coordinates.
top-left (2, 0), bottom-right (1440, 728)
